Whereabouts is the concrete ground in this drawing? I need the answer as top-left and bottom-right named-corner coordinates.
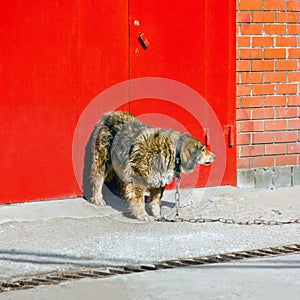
top-left (1, 254), bottom-right (299, 300)
top-left (0, 186), bottom-right (299, 299)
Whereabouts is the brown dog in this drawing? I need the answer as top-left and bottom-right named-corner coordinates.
top-left (91, 111), bottom-right (216, 221)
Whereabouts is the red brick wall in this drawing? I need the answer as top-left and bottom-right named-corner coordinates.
top-left (236, 0), bottom-right (300, 169)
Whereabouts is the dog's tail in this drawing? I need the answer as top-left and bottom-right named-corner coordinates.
top-left (97, 111), bottom-right (136, 141)
top-left (92, 111), bottom-right (136, 162)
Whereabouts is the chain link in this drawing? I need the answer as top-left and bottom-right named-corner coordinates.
top-left (168, 179), bottom-right (300, 226)
top-left (169, 216), bottom-right (300, 225)
top-left (174, 177), bottom-right (181, 221)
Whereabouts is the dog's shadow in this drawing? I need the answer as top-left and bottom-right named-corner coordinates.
top-left (82, 130), bottom-right (174, 219)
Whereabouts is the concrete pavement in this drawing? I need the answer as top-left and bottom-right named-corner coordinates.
top-left (1, 254), bottom-right (299, 300)
top-left (0, 185), bottom-right (299, 298)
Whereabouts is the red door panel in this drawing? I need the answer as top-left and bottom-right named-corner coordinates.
top-left (129, 0), bottom-right (236, 188)
top-left (0, 2), bottom-right (79, 203)
top-left (0, 1), bottom-right (129, 203)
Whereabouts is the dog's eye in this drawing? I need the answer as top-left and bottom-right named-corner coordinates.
top-left (201, 148), bottom-right (206, 153)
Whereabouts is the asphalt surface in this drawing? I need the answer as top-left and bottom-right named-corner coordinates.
top-left (0, 186), bottom-right (299, 299)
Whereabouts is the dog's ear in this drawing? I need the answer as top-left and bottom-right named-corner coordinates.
top-left (179, 134), bottom-right (201, 173)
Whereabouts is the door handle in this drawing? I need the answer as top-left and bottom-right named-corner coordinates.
top-left (138, 32), bottom-right (150, 50)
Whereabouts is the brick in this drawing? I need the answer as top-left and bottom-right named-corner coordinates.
top-left (276, 107), bottom-right (299, 119)
top-left (240, 48), bottom-right (263, 59)
top-left (264, 48), bottom-right (286, 59)
top-left (264, 24), bottom-right (286, 35)
top-left (241, 96), bottom-right (265, 108)
top-left (265, 95), bottom-right (286, 106)
top-left (236, 108), bottom-right (251, 120)
top-left (252, 11), bottom-right (274, 23)
top-left (237, 36), bottom-right (251, 47)
top-left (276, 36), bottom-right (298, 47)
top-left (239, 145), bottom-right (264, 157)
top-left (275, 131), bottom-right (298, 143)
top-left (288, 24), bottom-right (300, 34)
top-left (265, 119), bottom-right (287, 131)
top-left (276, 83), bottom-right (298, 95)
top-left (240, 24), bottom-right (263, 35)
top-left (255, 168), bottom-right (273, 189)
top-left (252, 37), bottom-right (274, 47)
top-left (236, 97), bottom-right (241, 109)
top-left (276, 60), bottom-right (298, 71)
top-left (252, 156), bottom-right (275, 168)
top-left (292, 166), bottom-right (300, 186)
top-left (241, 72), bottom-right (263, 84)
top-left (264, 72), bottom-right (286, 83)
top-left (288, 48), bottom-right (300, 59)
top-left (273, 166), bottom-right (292, 188)
top-left (288, 143), bottom-right (300, 154)
top-left (265, 144), bottom-right (286, 155)
top-left (237, 169), bottom-right (255, 189)
top-left (252, 84), bottom-right (275, 95)
top-left (237, 84), bottom-right (251, 96)
top-left (288, 95), bottom-right (300, 106)
top-left (237, 158), bottom-right (251, 169)
top-left (252, 107), bottom-right (275, 119)
top-left (240, 0), bottom-right (263, 10)
top-left (276, 12), bottom-right (299, 23)
top-left (240, 120), bottom-right (264, 132)
top-left (252, 60), bottom-right (274, 71)
top-left (264, 0), bottom-right (287, 10)
top-left (276, 155), bottom-right (298, 166)
top-left (288, 71), bottom-right (300, 82)
top-left (237, 12), bottom-right (251, 23)
top-left (237, 60), bottom-right (251, 71)
top-left (288, 119), bottom-right (300, 130)
top-left (252, 132), bottom-right (275, 144)
top-left (287, 72), bottom-right (300, 83)
top-left (288, 0), bottom-right (300, 11)
top-left (237, 133), bottom-right (251, 145)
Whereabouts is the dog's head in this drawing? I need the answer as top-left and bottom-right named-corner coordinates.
top-left (179, 133), bottom-right (216, 174)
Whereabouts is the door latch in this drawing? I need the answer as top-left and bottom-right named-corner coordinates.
top-left (223, 125), bottom-right (234, 148)
top-left (138, 32), bottom-right (150, 50)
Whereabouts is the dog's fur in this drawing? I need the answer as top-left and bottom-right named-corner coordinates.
top-left (91, 111), bottom-right (216, 221)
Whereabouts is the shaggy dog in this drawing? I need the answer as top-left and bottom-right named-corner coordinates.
top-left (91, 111), bottom-right (216, 221)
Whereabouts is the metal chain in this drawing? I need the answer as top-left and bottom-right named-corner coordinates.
top-left (169, 180), bottom-right (300, 225)
top-left (174, 177), bottom-right (181, 221)
top-left (170, 216), bottom-right (300, 225)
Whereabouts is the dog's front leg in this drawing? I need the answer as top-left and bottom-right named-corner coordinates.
top-left (149, 187), bottom-right (165, 220)
top-left (125, 183), bottom-right (153, 221)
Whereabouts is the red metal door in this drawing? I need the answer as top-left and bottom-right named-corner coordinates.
top-left (0, 1), bottom-right (235, 204)
top-left (128, 1), bottom-right (236, 187)
top-left (0, 1), bottom-right (129, 203)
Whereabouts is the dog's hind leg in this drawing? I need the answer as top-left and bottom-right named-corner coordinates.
top-left (125, 183), bottom-right (153, 221)
top-left (149, 187), bottom-right (165, 219)
top-left (90, 153), bottom-right (107, 206)
top-left (91, 174), bottom-right (106, 205)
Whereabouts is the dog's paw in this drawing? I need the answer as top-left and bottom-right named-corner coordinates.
top-left (136, 213), bottom-right (154, 222)
top-left (150, 202), bottom-right (164, 219)
top-left (92, 198), bottom-right (106, 206)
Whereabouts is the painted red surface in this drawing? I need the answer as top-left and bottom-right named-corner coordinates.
top-left (0, 1), bottom-right (235, 203)
top-left (129, 0), bottom-right (236, 187)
